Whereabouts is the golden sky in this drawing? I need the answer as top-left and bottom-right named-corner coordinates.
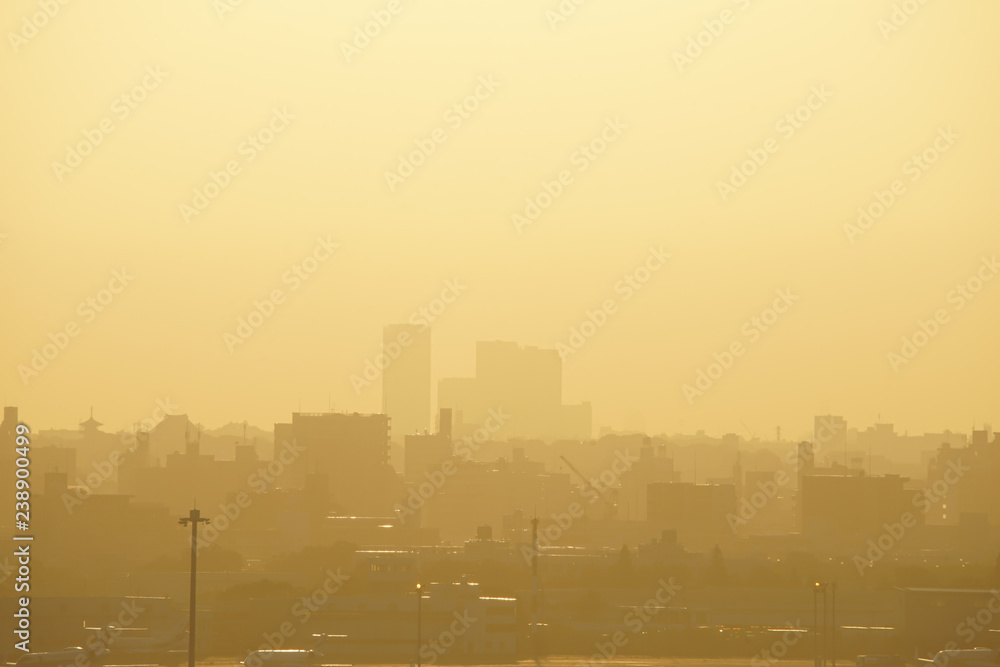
top-left (2, 0), bottom-right (998, 438)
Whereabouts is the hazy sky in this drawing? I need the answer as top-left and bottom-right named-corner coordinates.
top-left (2, 0), bottom-right (998, 439)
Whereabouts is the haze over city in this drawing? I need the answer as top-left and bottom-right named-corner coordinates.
top-left (2, 1), bottom-right (999, 667)
top-left (2, 1), bottom-right (998, 437)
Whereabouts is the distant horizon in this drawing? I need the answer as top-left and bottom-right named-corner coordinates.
top-left (9, 402), bottom-right (987, 445)
top-left (4, 1), bottom-right (998, 448)
top-left (3, 3), bottom-right (997, 661)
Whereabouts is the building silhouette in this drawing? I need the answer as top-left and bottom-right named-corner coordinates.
top-left (800, 472), bottom-right (914, 537)
top-left (274, 411), bottom-right (402, 515)
top-left (404, 408), bottom-right (453, 482)
top-left (438, 340), bottom-right (591, 440)
top-left (382, 323), bottom-right (431, 442)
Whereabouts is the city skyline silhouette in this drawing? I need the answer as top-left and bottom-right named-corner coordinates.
top-left (2, 1), bottom-right (998, 666)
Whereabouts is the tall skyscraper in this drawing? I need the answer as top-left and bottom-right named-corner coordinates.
top-left (439, 340), bottom-right (591, 440)
top-left (382, 323), bottom-right (431, 442)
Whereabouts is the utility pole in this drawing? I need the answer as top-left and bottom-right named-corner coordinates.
top-left (179, 508), bottom-right (210, 667)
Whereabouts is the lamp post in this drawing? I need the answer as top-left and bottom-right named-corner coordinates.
top-left (814, 582), bottom-right (826, 667)
top-left (822, 583), bottom-right (828, 667)
top-left (813, 582), bottom-right (836, 667)
top-left (179, 508), bottom-right (210, 667)
top-left (416, 582), bottom-right (422, 667)
top-left (831, 582), bottom-right (837, 667)
top-left (813, 582), bottom-right (818, 667)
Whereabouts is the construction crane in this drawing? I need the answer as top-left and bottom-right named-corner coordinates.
top-left (559, 455), bottom-right (617, 516)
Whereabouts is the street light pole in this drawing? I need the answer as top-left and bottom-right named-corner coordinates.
top-left (822, 584), bottom-right (828, 667)
top-left (814, 583), bottom-right (820, 667)
top-left (179, 508), bottom-right (210, 667)
top-left (416, 582), bottom-right (422, 667)
top-left (815, 582), bottom-right (829, 667)
top-left (831, 582), bottom-right (837, 667)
